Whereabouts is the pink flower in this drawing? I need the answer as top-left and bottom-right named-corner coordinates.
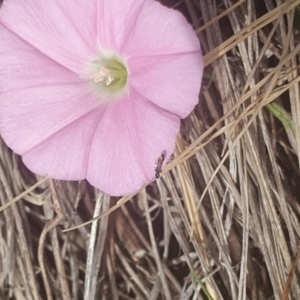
top-left (0, 0), bottom-right (203, 196)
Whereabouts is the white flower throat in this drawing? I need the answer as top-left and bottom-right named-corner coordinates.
top-left (82, 53), bottom-right (129, 100)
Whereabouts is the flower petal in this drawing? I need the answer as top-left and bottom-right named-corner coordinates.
top-left (86, 89), bottom-right (180, 196)
top-left (0, 0), bottom-right (203, 196)
top-left (97, 0), bottom-right (199, 56)
top-left (96, 0), bottom-right (146, 52)
top-left (0, 0), bottom-right (98, 73)
top-left (1, 85), bottom-right (101, 155)
top-left (0, 24), bottom-right (100, 154)
top-left (121, 0), bottom-right (200, 57)
top-left (129, 52), bottom-right (203, 118)
top-left (22, 109), bottom-right (102, 180)
top-left (0, 24), bottom-right (81, 93)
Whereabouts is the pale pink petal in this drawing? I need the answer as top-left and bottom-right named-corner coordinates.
top-left (121, 0), bottom-right (200, 56)
top-left (0, 0), bottom-right (98, 73)
top-left (0, 24), bottom-right (100, 154)
top-left (23, 109), bottom-right (102, 180)
top-left (0, 24), bottom-right (81, 92)
top-left (97, 0), bottom-right (199, 56)
top-left (1, 85), bottom-right (101, 155)
top-left (86, 89), bottom-right (180, 196)
top-left (96, 0), bottom-right (146, 52)
top-left (129, 52), bottom-right (203, 118)
top-left (0, 0), bottom-right (203, 196)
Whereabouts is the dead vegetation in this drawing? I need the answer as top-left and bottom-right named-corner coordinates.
top-left (1, 0), bottom-right (300, 299)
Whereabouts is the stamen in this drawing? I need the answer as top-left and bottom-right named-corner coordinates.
top-left (81, 53), bottom-right (129, 100)
top-left (94, 67), bottom-right (110, 83)
top-left (106, 75), bottom-right (114, 86)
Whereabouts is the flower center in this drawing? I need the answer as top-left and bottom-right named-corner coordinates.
top-left (82, 54), bottom-right (129, 101)
top-left (94, 60), bottom-right (128, 88)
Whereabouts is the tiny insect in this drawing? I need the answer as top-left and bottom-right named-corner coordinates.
top-left (155, 150), bottom-right (167, 179)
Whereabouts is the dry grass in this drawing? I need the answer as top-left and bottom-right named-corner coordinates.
top-left (1, 0), bottom-right (300, 299)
